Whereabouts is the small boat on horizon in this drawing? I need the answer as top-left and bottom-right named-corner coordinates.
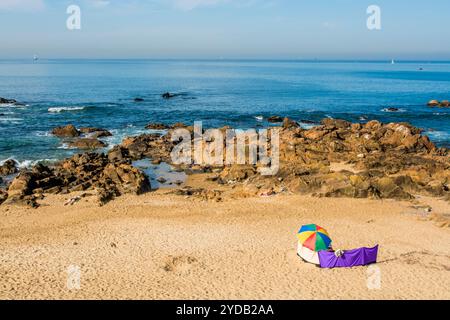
top-left (391, 59), bottom-right (395, 65)
top-left (33, 55), bottom-right (39, 61)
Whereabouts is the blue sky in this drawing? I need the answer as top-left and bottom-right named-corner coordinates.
top-left (1, 0), bottom-right (449, 59)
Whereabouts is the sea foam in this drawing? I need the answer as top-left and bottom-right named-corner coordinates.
top-left (48, 106), bottom-right (86, 113)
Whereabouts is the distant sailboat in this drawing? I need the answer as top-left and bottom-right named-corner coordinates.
top-left (391, 59), bottom-right (395, 65)
top-left (33, 54), bottom-right (39, 61)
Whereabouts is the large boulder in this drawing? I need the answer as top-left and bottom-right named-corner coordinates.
top-left (7, 172), bottom-right (34, 198)
top-left (0, 159), bottom-right (18, 176)
top-left (52, 124), bottom-right (80, 137)
top-left (102, 163), bottom-right (150, 195)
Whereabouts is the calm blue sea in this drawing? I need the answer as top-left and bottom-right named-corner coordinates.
top-left (1, 59), bottom-right (450, 166)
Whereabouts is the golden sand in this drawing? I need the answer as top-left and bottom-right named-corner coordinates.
top-left (0, 189), bottom-right (449, 300)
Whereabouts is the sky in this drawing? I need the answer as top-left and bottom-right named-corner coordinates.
top-left (0, 0), bottom-right (449, 59)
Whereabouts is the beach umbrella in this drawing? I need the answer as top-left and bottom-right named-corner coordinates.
top-left (297, 224), bottom-right (332, 252)
top-left (297, 243), bottom-right (320, 264)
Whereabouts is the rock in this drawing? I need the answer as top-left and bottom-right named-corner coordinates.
top-left (268, 116), bottom-right (283, 123)
top-left (0, 189), bottom-right (7, 205)
top-left (134, 98), bottom-right (144, 102)
top-left (102, 163), bottom-right (151, 195)
top-left (3, 172), bottom-right (39, 206)
top-left (282, 117), bottom-right (299, 129)
top-left (145, 123), bottom-right (169, 130)
top-left (52, 124), bottom-right (80, 138)
top-left (427, 100), bottom-right (440, 107)
top-left (304, 129), bottom-right (327, 140)
top-left (107, 146), bottom-right (130, 162)
top-left (321, 118), bottom-right (351, 129)
top-left (300, 119), bottom-right (317, 125)
top-left (0, 159), bottom-right (18, 176)
top-left (371, 177), bottom-right (413, 200)
top-left (0, 97), bottom-right (17, 104)
top-left (162, 92), bottom-right (176, 99)
top-left (219, 165), bottom-right (256, 184)
top-left (171, 122), bottom-right (188, 129)
top-left (383, 107), bottom-right (399, 112)
top-left (120, 133), bottom-right (171, 161)
top-left (68, 138), bottom-right (107, 150)
top-left (96, 187), bottom-right (118, 206)
top-left (79, 127), bottom-right (112, 138)
top-left (440, 100), bottom-right (450, 107)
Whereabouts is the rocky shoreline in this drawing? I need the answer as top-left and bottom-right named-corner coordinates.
top-left (1, 117), bottom-right (450, 208)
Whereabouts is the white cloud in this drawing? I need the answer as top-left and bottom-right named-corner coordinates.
top-left (0, 0), bottom-right (44, 11)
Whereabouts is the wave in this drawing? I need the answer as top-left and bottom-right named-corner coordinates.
top-left (0, 117), bottom-right (23, 122)
top-left (34, 131), bottom-right (52, 137)
top-left (57, 143), bottom-right (77, 150)
top-left (0, 103), bottom-right (28, 108)
top-left (427, 130), bottom-right (450, 140)
top-left (48, 106), bottom-right (86, 113)
top-left (0, 158), bottom-right (58, 169)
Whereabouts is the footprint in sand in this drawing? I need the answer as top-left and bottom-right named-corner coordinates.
top-left (163, 255), bottom-right (198, 273)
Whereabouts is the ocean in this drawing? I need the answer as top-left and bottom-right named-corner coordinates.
top-left (1, 59), bottom-right (450, 167)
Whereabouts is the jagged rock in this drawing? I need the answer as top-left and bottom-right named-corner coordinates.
top-left (120, 133), bottom-right (170, 160)
top-left (371, 177), bottom-right (413, 200)
top-left (107, 146), bottom-right (130, 162)
top-left (268, 116), bottom-right (283, 123)
top-left (219, 165), bottom-right (257, 184)
top-left (282, 117), bottom-right (299, 129)
top-left (68, 138), bottom-right (106, 150)
top-left (145, 123), bottom-right (169, 130)
top-left (321, 118), bottom-right (351, 129)
top-left (52, 124), bottom-right (80, 137)
top-left (171, 122), bottom-right (188, 129)
top-left (79, 127), bottom-right (112, 138)
top-left (0, 97), bottom-right (17, 104)
top-left (0, 159), bottom-right (18, 176)
top-left (102, 163), bottom-right (150, 195)
top-left (304, 129), bottom-right (327, 141)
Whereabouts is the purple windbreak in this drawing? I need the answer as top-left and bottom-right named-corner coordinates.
top-left (318, 245), bottom-right (379, 268)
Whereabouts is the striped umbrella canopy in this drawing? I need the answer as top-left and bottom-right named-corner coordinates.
top-left (297, 224), bottom-right (332, 252)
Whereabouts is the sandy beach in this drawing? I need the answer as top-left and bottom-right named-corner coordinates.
top-left (1, 184), bottom-right (449, 300)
